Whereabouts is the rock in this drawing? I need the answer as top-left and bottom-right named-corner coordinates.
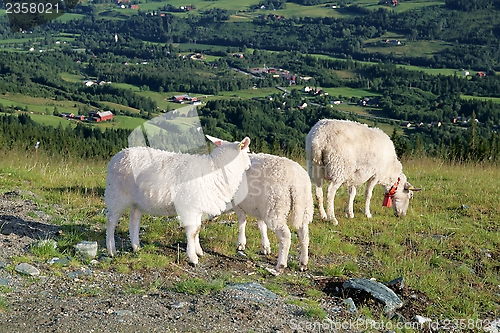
top-left (48, 257), bottom-right (72, 266)
top-left (485, 318), bottom-right (500, 333)
top-left (226, 282), bottom-right (278, 303)
top-left (67, 267), bottom-right (92, 279)
top-left (387, 277), bottom-right (404, 290)
top-left (47, 257), bottom-right (59, 265)
top-left (415, 315), bottom-right (432, 324)
top-left (170, 301), bottom-right (189, 309)
top-left (75, 241), bottom-right (98, 259)
top-left (264, 267), bottom-right (281, 276)
top-left (343, 278), bottom-right (403, 314)
top-left (342, 297), bottom-right (357, 313)
top-left (15, 263), bottom-right (40, 276)
top-left (0, 278), bottom-right (10, 286)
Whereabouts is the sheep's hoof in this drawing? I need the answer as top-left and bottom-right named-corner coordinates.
top-left (188, 261), bottom-right (197, 268)
top-left (261, 247), bottom-right (271, 255)
top-left (236, 243), bottom-right (246, 251)
top-left (275, 265), bottom-right (286, 275)
top-left (132, 244), bottom-right (141, 252)
top-left (320, 213), bottom-right (328, 220)
top-left (365, 213), bottom-right (372, 219)
top-left (299, 264), bottom-right (308, 272)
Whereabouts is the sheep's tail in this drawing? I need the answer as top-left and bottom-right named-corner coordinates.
top-left (305, 132), bottom-right (324, 185)
top-left (288, 183), bottom-right (314, 230)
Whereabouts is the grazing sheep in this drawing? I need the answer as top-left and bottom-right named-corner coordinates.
top-left (207, 135), bottom-right (313, 272)
top-left (306, 119), bottom-right (420, 225)
top-left (105, 137), bottom-right (251, 266)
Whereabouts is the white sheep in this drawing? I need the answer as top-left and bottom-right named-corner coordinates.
top-left (207, 135), bottom-right (313, 272)
top-left (105, 137), bottom-right (251, 266)
top-left (306, 119), bottom-right (420, 225)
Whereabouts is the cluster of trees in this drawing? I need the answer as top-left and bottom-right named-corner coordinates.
top-left (35, 7), bottom-right (499, 71)
top-left (0, 114), bottom-right (129, 159)
top-left (0, 51), bottom-right (158, 112)
top-left (1, 3), bottom-right (500, 163)
top-left (445, 0), bottom-right (499, 11)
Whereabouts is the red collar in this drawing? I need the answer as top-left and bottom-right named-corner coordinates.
top-left (386, 177), bottom-right (401, 197)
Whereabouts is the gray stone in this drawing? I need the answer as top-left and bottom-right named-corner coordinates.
top-left (342, 297), bottom-right (357, 313)
top-left (485, 319), bottom-right (500, 333)
top-left (15, 263), bottom-right (40, 276)
top-left (0, 261), bottom-right (6, 269)
top-left (415, 315), bottom-right (432, 324)
top-left (227, 282), bottom-right (278, 303)
top-left (0, 278), bottom-right (11, 286)
top-left (114, 310), bottom-right (134, 316)
top-left (48, 257), bottom-right (72, 266)
top-left (75, 241), bottom-right (98, 258)
top-left (170, 301), bottom-right (189, 309)
top-left (67, 267), bottom-right (92, 279)
top-left (343, 278), bottom-right (403, 314)
top-left (387, 277), bottom-right (404, 290)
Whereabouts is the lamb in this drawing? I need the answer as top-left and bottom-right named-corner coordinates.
top-left (306, 119), bottom-right (420, 225)
top-left (207, 135), bottom-right (313, 272)
top-left (105, 136), bottom-right (251, 266)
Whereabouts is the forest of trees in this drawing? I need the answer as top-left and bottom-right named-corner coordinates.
top-left (1, 0), bottom-right (500, 163)
top-left (0, 114), bottom-right (129, 159)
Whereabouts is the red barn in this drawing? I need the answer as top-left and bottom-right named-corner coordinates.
top-left (89, 111), bottom-right (114, 122)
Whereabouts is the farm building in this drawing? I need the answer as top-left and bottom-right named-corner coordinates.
top-left (89, 111), bottom-right (114, 122)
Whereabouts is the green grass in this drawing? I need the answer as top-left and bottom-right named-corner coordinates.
top-left (0, 148), bottom-right (498, 320)
top-left (53, 13), bottom-right (85, 22)
top-left (172, 277), bottom-right (226, 295)
top-left (461, 94), bottom-right (500, 103)
top-left (60, 72), bottom-right (84, 83)
top-left (310, 53), bottom-right (469, 76)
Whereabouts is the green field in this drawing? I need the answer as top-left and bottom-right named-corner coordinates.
top-left (0, 148), bottom-right (498, 323)
top-left (54, 13), bottom-right (85, 22)
top-left (461, 94), bottom-right (500, 103)
top-left (364, 40), bottom-right (452, 59)
top-left (60, 72), bottom-right (84, 83)
top-left (310, 53), bottom-right (473, 76)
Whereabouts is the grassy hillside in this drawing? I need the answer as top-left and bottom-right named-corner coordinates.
top-left (0, 148), bottom-right (498, 322)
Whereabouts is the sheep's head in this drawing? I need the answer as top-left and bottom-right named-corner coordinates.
top-left (206, 135), bottom-right (252, 171)
top-left (389, 173), bottom-right (421, 217)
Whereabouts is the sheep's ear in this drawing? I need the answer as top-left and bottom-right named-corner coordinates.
top-left (206, 134), bottom-right (223, 146)
top-left (405, 182), bottom-right (422, 191)
top-left (239, 137), bottom-right (251, 150)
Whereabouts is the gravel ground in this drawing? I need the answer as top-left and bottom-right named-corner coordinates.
top-left (0, 190), bottom-right (448, 333)
top-left (0, 191), bottom-right (350, 333)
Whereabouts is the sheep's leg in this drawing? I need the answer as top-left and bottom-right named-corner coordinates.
top-left (364, 177), bottom-right (377, 218)
top-left (297, 223), bottom-right (309, 271)
top-left (184, 224), bottom-right (201, 266)
top-left (106, 213), bottom-right (121, 256)
top-left (326, 182), bottom-right (341, 225)
top-left (346, 185), bottom-right (357, 219)
top-left (194, 226), bottom-right (204, 257)
top-left (129, 206), bottom-right (142, 252)
top-left (314, 184), bottom-right (328, 220)
top-left (274, 225), bottom-right (291, 272)
top-left (235, 206), bottom-right (247, 251)
top-left (258, 220), bottom-right (271, 255)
